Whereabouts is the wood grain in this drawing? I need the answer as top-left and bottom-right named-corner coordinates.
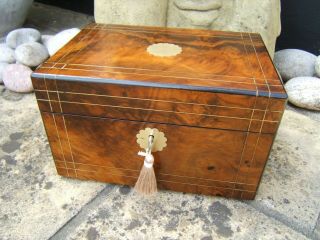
top-left (32, 78), bottom-right (285, 134)
top-left (40, 111), bottom-right (277, 199)
top-left (32, 23), bottom-right (287, 98)
top-left (31, 23), bottom-right (287, 200)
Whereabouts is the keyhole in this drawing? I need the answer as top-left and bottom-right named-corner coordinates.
top-left (207, 166), bottom-right (215, 171)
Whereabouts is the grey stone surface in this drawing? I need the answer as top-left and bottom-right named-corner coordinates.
top-left (285, 77), bottom-right (320, 111)
top-left (315, 56), bottom-right (320, 78)
top-left (95, 0), bottom-right (281, 56)
top-left (0, 62), bottom-right (9, 83)
top-left (15, 42), bottom-right (49, 67)
top-left (6, 28), bottom-right (41, 49)
top-left (274, 49), bottom-right (317, 82)
top-left (250, 110), bottom-right (320, 236)
top-left (0, 44), bottom-right (15, 63)
top-left (2, 64), bottom-right (33, 93)
top-left (0, 0), bottom-right (33, 35)
top-left (59, 188), bottom-right (308, 240)
top-left (0, 86), bottom-right (106, 240)
top-left (47, 28), bottom-right (80, 56)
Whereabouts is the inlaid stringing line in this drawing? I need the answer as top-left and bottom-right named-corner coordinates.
top-left (54, 25), bottom-right (98, 65)
top-left (44, 76), bottom-right (69, 176)
top-left (54, 159), bottom-right (256, 186)
top-left (232, 33), bottom-right (259, 197)
top-left (55, 166), bottom-right (255, 192)
top-left (232, 34), bottom-right (258, 198)
top-left (53, 75), bottom-right (78, 177)
top-left (39, 66), bottom-right (282, 88)
top-left (241, 32), bottom-right (258, 96)
top-left (89, 25), bottom-right (246, 40)
top-left (56, 25), bottom-right (100, 66)
top-left (52, 57), bottom-right (60, 69)
top-left (36, 99), bottom-right (280, 123)
top-left (44, 62), bottom-right (283, 85)
top-left (44, 27), bottom-right (282, 88)
top-left (101, 25), bottom-right (244, 39)
top-left (242, 33), bottom-right (260, 132)
top-left (54, 77), bottom-right (77, 177)
top-left (51, 26), bottom-right (99, 176)
top-left (48, 62), bottom-right (257, 81)
top-left (43, 77), bottom-right (52, 112)
top-left (249, 33), bottom-right (271, 96)
top-left (245, 34), bottom-right (271, 185)
top-left (65, 26), bottom-right (101, 65)
top-left (150, 173), bottom-right (255, 187)
top-left (34, 89), bottom-right (283, 113)
top-left (250, 34), bottom-right (271, 128)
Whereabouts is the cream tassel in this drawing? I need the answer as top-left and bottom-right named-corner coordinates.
top-left (134, 132), bottom-right (157, 195)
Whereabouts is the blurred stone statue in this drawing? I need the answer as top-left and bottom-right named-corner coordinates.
top-left (95, 0), bottom-right (281, 55)
top-left (94, 0), bottom-right (168, 26)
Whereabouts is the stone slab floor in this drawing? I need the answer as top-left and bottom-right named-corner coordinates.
top-left (0, 3), bottom-right (320, 240)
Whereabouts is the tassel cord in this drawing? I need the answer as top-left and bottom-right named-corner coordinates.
top-left (134, 130), bottom-right (157, 196)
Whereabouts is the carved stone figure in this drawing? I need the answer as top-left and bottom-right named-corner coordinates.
top-left (94, 0), bottom-right (281, 55)
top-left (167, 0), bottom-right (281, 56)
top-left (94, 0), bottom-right (168, 27)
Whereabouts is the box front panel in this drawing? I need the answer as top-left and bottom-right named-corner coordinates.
top-left (41, 111), bottom-right (274, 199)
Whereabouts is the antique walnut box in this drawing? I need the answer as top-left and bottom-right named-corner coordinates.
top-left (31, 23), bottom-right (287, 200)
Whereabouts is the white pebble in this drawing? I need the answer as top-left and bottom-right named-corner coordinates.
top-left (2, 64), bottom-right (33, 93)
top-left (285, 77), bottom-right (320, 111)
top-left (15, 42), bottom-right (49, 67)
top-left (6, 28), bottom-right (41, 49)
top-left (47, 28), bottom-right (80, 56)
top-left (0, 44), bottom-right (15, 63)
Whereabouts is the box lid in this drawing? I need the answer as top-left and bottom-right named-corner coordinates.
top-left (32, 23), bottom-right (287, 99)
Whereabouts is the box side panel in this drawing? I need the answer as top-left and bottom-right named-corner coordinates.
top-left (40, 112), bottom-right (76, 177)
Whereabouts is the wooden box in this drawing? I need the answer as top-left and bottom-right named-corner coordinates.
top-left (31, 23), bottom-right (287, 200)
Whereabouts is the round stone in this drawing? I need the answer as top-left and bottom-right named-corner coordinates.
top-left (2, 64), bottom-right (33, 93)
top-left (285, 77), bottom-right (320, 111)
top-left (0, 62), bottom-right (9, 83)
top-left (47, 28), bottom-right (80, 56)
top-left (0, 44), bottom-right (15, 63)
top-left (41, 35), bottom-right (53, 50)
top-left (6, 28), bottom-right (41, 49)
top-left (15, 42), bottom-right (49, 67)
top-left (274, 49), bottom-right (316, 82)
top-left (315, 56), bottom-right (320, 78)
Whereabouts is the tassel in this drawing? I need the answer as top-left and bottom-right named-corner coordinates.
top-left (134, 151), bottom-right (157, 196)
top-left (134, 130), bottom-right (157, 196)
